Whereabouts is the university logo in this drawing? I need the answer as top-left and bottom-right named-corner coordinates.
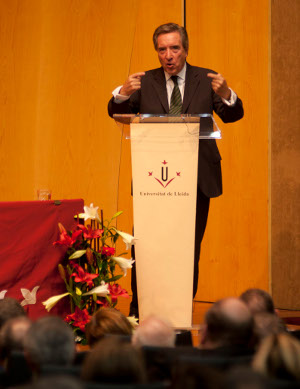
top-left (148, 160), bottom-right (181, 188)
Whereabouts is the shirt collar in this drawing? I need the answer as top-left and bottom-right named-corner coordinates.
top-left (164, 62), bottom-right (187, 82)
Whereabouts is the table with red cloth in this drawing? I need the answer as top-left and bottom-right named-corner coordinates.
top-left (0, 199), bottom-right (84, 319)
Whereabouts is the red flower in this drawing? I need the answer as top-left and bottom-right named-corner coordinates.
top-left (65, 307), bottom-right (91, 332)
top-left (96, 298), bottom-right (110, 307)
top-left (100, 246), bottom-right (116, 257)
top-left (53, 229), bottom-right (82, 248)
top-left (78, 224), bottom-right (103, 240)
top-left (71, 264), bottom-right (98, 287)
top-left (109, 284), bottom-right (129, 303)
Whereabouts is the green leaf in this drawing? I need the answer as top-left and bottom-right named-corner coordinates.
top-left (111, 211), bottom-right (123, 220)
top-left (69, 250), bottom-right (86, 259)
top-left (107, 274), bottom-right (123, 282)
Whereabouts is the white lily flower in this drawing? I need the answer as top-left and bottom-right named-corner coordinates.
top-left (42, 292), bottom-right (70, 312)
top-left (0, 290), bottom-right (7, 300)
top-left (127, 316), bottom-right (139, 328)
top-left (112, 256), bottom-right (135, 276)
top-left (69, 250), bottom-right (86, 259)
top-left (20, 286), bottom-right (40, 306)
top-left (114, 230), bottom-right (137, 250)
top-left (78, 203), bottom-right (101, 223)
top-left (83, 281), bottom-right (109, 296)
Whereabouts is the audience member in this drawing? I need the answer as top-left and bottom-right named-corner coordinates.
top-left (132, 315), bottom-right (176, 348)
top-left (240, 288), bottom-right (275, 315)
top-left (0, 316), bottom-right (32, 364)
top-left (223, 366), bottom-right (268, 389)
top-left (86, 307), bottom-right (133, 347)
top-left (81, 336), bottom-right (146, 384)
top-left (200, 297), bottom-right (254, 352)
top-left (0, 297), bottom-right (26, 329)
top-left (252, 333), bottom-right (300, 381)
top-left (30, 375), bottom-right (84, 389)
top-left (172, 364), bottom-right (223, 389)
top-left (24, 316), bottom-right (76, 375)
top-left (253, 312), bottom-right (287, 347)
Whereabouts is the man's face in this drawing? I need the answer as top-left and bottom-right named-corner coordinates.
top-left (156, 31), bottom-right (187, 75)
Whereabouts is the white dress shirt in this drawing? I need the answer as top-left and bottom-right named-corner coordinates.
top-left (112, 62), bottom-right (237, 106)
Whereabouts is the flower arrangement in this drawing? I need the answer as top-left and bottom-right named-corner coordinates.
top-left (42, 203), bottom-right (136, 343)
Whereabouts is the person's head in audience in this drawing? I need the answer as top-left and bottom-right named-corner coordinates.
top-left (223, 366), bottom-right (268, 389)
top-left (0, 316), bottom-right (32, 364)
top-left (132, 314), bottom-right (176, 347)
top-left (86, 307), bottom-right (133, 347)
top-left (0, 297), bottom-right (26, 330)
top-left (252, 332), bottom-right (300, 381)
top-left (24, 316), bottom-right (75, 373)
top-left (201, 297), bottom-right (254, 349)
top-left (253, 312), bottom-right (287, 347)
top-left (81, 336), bottom-right (146, 384)
top-left (172, 363), bottom-right (223, 389)
top-left (240, 288), bottom-right (275, 315)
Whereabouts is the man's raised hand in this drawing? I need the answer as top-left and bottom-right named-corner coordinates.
top-left (119, 72), bottom-right (146, 96)
top-left (207, 73), bottom-right (231, 101)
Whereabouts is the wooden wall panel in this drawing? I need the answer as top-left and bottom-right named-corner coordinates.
top-left (0, 0), bottom-right (182, 302)
top-left (271, 0), bottom-right (300, 309)
top-left (186, 0), bottom-right (269, 301)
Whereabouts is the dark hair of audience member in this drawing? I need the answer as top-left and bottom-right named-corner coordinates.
top-left (86, 307), bottom-right (133, 347)
top-left (24, 375), bottom-right (85, 389)
top-left (23, 316), bottom-right (75, 373)
top-left (204, 298), bottom-right (254, 348)
top-left (81, 336), bottom-right (146, 384)
top-left (0, 297), bottom-right (26, 329)
top-left (253, 312), bottom-right (287, 348)
top-left (0, 316), bottom-right (32, 362)
top-left (223, 366), bottom-right (268, 389)
top-left (172, 363), bottom-right (223, 389)
top-left (252, 332), bottom-right (300, 380)
top-left (240, 288), bottom-right (275, 315)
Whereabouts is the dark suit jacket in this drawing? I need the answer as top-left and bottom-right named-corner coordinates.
top-left (108, 63), bottom-right (244, 198)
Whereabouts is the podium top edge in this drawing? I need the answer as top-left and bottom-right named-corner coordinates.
top-left (112, 114), bottom-right (214, 124)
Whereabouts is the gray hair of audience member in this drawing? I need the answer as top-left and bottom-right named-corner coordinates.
top-left (153, 23), bottom-right (189, 53)
top-left (81, 336), bottom-right (146, 384)
top-left (202, 297), bottom-right (254, 348)
top-left (240, 288), bottom-right (275, 315)
top-left (0, 297), bottom-right (26, 329)
top-left (0, 316), bottom-right (32, 360)
top-left (132, 315), bottom-right (176, 347)
top-left (252, 333), bottom-right (300, 380)
top-left (253, 312), bottom-right (287, 346)
top-left (24, 316), bottom-right (75, 370)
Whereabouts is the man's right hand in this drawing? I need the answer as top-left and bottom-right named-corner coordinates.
top-left (119, 72), bottom-right (145, 96)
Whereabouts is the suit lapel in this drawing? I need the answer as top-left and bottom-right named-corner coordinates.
top-left (152, 68), bottom-right (169, 113)
top-left (182, 63), bottom-right (201, 113)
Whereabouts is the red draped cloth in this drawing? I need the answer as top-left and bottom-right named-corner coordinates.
top-left (0, 199), bottom-right (84, 319)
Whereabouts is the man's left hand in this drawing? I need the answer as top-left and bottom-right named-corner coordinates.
top-left (207, 73), bottom-right (231, 101)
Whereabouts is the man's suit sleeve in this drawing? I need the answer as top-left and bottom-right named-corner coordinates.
top-left (212, 90), bottom-right (244, 123)
top-left (108, 90), bottom-right (141, 118)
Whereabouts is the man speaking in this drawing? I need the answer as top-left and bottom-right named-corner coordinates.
top-left (108, 23), bottom-right (244, 317)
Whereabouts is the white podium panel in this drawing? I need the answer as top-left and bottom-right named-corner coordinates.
top-left (131, 122), bottom-right (200, 328)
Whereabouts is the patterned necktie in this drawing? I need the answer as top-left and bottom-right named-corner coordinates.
top-left (169, 76), bottom-right (182, 115)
